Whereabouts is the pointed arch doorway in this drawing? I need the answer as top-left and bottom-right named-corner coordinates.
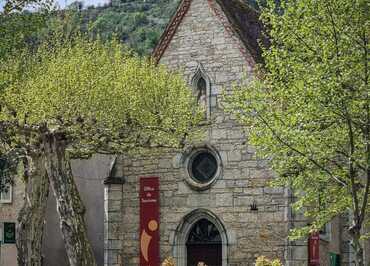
top-left (173, 209), bottom-right (228, 266)
top-left (186, 219), bottom-right (222, 266)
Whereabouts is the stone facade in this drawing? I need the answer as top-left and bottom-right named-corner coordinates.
top-left (104, 1), bottom-right (355, 266)
top-left (0, 1), bottom-right (361, 266)
top-left (0, 172), bottom-right (24, 266)
top-left (104, 1), bottom-right (330, 266)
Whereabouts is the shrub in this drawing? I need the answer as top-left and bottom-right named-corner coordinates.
top-left (255, 256), bottom-right (283, 266)
top-left (162, 257), bottom-right (176, 266)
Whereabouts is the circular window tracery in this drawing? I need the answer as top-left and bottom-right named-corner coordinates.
top-left (189, 151), bottom-right (218, 183)
top-left (183, 146), bottom-right (222, 190)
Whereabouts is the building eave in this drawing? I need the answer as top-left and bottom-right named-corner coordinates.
top-left (152, 0), bottom-right (192, 64)
top-left (151, 0), bottom-right (268, 66)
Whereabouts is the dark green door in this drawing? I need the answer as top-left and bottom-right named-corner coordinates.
top-left (329, 253), bottom-right (340, 266)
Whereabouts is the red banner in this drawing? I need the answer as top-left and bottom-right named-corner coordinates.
top-left (140, 177), bottom-right (160, 266)
top-left (308, 232), bottom-right (320, 265)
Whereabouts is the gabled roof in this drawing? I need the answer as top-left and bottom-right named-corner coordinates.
top-left (152, 0), bottom-right (268, 64)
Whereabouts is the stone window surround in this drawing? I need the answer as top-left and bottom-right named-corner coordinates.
top-left (191, 63), bottom-right (212, 119)
top-left (0, 183), bottom-right (13, 204)
top-left (182, 144), bottom-right (223, 191)
top-left (172, 208), bottom-right (228, 266)
top-left (319, 222), bottom-right (332, 242)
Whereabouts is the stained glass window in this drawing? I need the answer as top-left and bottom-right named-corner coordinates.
top-left (189, 151), bottom-right (218, 183)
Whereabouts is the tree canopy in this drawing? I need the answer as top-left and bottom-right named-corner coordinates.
top-left (2, 0), bottom-right (52, 13)
top-left (225, 0), bottom-right (369, 264)
top-left (0, 34), bottom-right (202, 265)
top-left (1, 36), bottom-right (202, 155)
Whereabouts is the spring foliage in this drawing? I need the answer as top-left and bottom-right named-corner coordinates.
top-left (0, 35), bottom-right (202, 265)
top-left (161, 257), bottom-right (176, 266)
top-left (0, 35), bottom-right (202, 156)
top-left (225, 0), bottom-right (369, 241)
top-left (255, 256), bottom-right (283, 266)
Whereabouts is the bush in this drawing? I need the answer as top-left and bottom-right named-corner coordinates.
top-left (162, 257), bottom-right (176, 266)
top-left (255, 256), bottom-right (283, 266)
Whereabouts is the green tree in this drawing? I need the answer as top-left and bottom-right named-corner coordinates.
top-left (2, 0), bottom-right (53, 14)
top-left (0, 7), bottom-right (52, 265)
top-left (225, 0), bottom-right (369, 265)
top-left (0, 9), bottom-right (50, 66)
top-left (0, 40), bottom-right (57, 265)
top-left (255, 256), bottom-right (282, 266)
top-left (0, 36), bottom-right (201, 266)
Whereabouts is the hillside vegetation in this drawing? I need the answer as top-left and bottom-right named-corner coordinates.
top-left (62, 0), bottom-right (181, 55)
top-left (47, 0), bottom-right (260, 55)
top-left (1, 0), bottom-right (260, 56)
top-left (85, 0), bottom-right (182, 55)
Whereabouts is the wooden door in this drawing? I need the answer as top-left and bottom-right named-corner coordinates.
top-left (187, 243), bottom-right (222, 266)
top-left (186, 219), bottom-right (222, 266)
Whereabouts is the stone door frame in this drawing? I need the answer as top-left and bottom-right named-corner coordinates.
top-left (173, 209), bottom-right (228, 266)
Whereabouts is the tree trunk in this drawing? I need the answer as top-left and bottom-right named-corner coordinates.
top-left (349, 224), bottom-right (364, 266)
top-left (42, 132), bottom-right (97, 266)
top-left (352, 235), bottom-right (364, 266)
top-left (17, 154), bottom-right (49, 266)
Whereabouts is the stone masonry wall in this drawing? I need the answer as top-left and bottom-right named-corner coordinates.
top-left (105, 1), bottom-right (289, 266)
top-left (0, 174), bottom-right (24, 266)
top-left (105, 0), bottom-right (351, 265)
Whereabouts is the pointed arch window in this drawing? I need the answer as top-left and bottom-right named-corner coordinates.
top-left (196, 77), bottom-right (207, 109)
top-left (191, 64), bottom-right (211, 119)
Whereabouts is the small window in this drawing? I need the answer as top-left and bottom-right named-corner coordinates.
top-left (188, 151), bottom-right (218, 184)
top-left (320, 222), bottom-right (331, 241)
top-left (191, 64), bottom-right (211, 119)
top-left (196, 77), bottom-right (207, 108)
top-left (0, 184), bottom-right (12, 203)
top-left (3, 222), bottom-right (16, 244)
top-left (183, 146), bottom-right (222, 190)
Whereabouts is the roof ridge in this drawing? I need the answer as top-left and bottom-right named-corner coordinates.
top-left (152, 0), bottom-right (267, 65)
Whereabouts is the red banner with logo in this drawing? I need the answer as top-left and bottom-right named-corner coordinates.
top-left (308, 232), bottom-right (320, 265)
top-left (140, 177), bottom-right (160, 266)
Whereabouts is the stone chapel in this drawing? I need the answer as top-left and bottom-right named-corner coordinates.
top-left (102, 0), bottom-right (349, 265)
top-left (2, 0), bottom-right (367, 266)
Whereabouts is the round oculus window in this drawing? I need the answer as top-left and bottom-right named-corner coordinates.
top-left (189, 151), bottom-right (218, 184)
